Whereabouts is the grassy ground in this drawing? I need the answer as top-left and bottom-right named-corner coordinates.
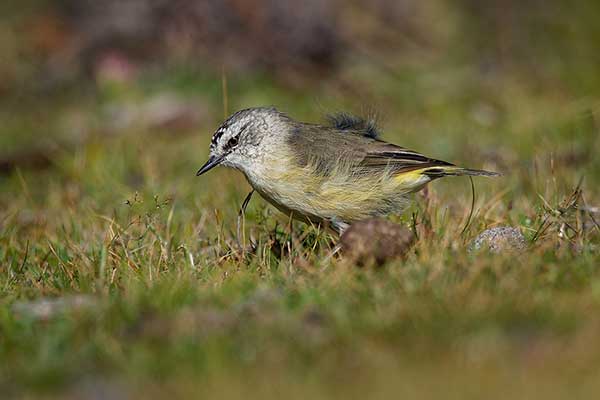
top-left (2, 53), bottom-right (600, 398)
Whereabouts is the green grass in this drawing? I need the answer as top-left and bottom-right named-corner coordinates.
top-left (1, 56), bottom-right (600, 399)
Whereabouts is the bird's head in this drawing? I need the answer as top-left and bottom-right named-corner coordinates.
top-left (197, 107), bottom-right (285, 176)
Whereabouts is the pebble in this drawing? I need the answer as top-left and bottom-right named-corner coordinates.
top-left (470, 226), bottom-right (527, 254)
top-left (340, 218), bottom-right (415, 266)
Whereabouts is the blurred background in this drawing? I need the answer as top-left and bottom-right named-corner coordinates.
top-left (2, 0), bottom-right (599, 177)
top-left (2, 2), bottom-right (600, 397)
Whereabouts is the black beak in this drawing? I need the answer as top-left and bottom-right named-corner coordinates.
top-left (196, 155), bottom-right (223, 176)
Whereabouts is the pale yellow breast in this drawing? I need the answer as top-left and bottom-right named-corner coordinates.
top-left (242, 151), bottom-right (421, 223)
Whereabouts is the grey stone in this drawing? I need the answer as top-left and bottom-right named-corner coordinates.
top-left (470, 226), bottom-right (527, 254)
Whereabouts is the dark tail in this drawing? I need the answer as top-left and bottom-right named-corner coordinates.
top-left (423, 166), bottom-right (501, 179)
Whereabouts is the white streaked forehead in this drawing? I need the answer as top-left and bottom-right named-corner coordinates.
top-left (209, 107), bottom-right (280, 150)
top-left (210, 109), bottom-right (257, 148)
top-left (210, 120), bottom-right (246, 151)
top-left (210, 126), bottom-right (227, 148)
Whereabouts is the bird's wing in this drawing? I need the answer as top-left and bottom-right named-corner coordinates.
top-left (359, 140), bottom-right (454, 175)
top-left (287, 124), bottom-right (453, 177)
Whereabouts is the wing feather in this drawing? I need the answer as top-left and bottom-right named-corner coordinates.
top-left (360, 141), bottom-right (454, 174)
top-left (287, 123), bottom-right (453, 177)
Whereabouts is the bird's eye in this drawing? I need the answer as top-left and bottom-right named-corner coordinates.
top-left (227, 136), bottom-right (238, 148)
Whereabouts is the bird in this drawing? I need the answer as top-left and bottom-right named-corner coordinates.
top-left (197, 107), bottom-right (499, 234)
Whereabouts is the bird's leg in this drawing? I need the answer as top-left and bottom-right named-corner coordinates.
top-left (236, 189), bottom-right (255, 253)
top-left (330, 217), bottom-right (350, 236)
top-left (238, 189), bottom-right (255, 217)
top-left (321, 217), bottom-right (348, 263)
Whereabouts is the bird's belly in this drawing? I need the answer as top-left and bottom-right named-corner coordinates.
top-left (243, 167), bottom-right (396, 223)
top-left (250, 177), bottom-right (328, 223)
top-left (254, 187), bottom-right (325, 226)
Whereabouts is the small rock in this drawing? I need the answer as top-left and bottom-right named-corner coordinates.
top-left (341, 218), bottom-right (415, 266)
top-left (470, 226), bottom-right (527, 254)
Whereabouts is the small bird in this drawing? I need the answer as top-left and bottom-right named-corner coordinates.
top-left (197, 107), bottom-right (498, 234)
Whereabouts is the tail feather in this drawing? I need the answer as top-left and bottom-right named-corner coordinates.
top-left (422, 166), bottom-right (500, 179)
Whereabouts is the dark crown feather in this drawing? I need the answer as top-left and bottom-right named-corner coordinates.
top-left (326, 112), bottom-right (380, 139)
